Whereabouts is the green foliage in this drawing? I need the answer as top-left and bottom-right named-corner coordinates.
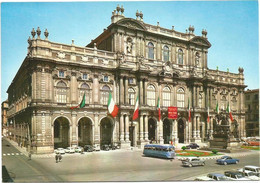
top-left (212, 149), bottom-right (218, 154)
top-left (181, 146), bottom-right (187, 151)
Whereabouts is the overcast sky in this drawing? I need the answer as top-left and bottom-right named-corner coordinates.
top-left (1, 1), bottom-right (259, 102)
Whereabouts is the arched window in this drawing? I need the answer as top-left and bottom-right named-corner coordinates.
top-left (163, 46), bottom-right (169, 62)
top-left (148, 42), bottom-right (154, 60)
top-left (231, 97), bottom-right (237, 111)
top-left (195, 52), bottom-right (200, 66)
top-left (101, 85), bottom-right (111, 105)
top-left (56, 81), bottom-right (67, 103)
top-left (162, 86), bottom-right (171, 107)
top-left (178, 49), bottom-right (183, 65)
top-left (147, 84), bottom-right (156, 106)
top-left (221, 96), bottom-right (227, 111)
top-left (177, 87), bottom-right (185, 107)
top-left (198, 93), bottom-right (202, 108)
top-left (79, 83), bottom-right (91, 104)
top-left (128, 88), bottom-right (135, 105)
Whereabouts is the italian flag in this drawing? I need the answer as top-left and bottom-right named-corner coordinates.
top-left (70, 93), bottom-right (86, 109)
top-left (226, 102), bottom-right (234, 122)
top-left (207, 105), bottom-right (210, 123)
top-left (216, 101), bottom-right (219, 114)
top-left (108, 92), bottom-right (119, 117)
top-left (132, 96), bottom-right (139, 120)
top-left (157, 97), bottom-right (161, 121)
top-left (188, 98), bottom-right (191, 122)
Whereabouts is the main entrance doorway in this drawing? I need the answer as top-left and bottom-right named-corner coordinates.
top-left (163, 118), bottom-right (171, 144)
top-left (148, 118), bottom-right (156, 142)
top-left (178, 119), bottom-right (184, 143)
top-left (78, 117), bottom-right (92, 146)
top-left (53, 117), bottom-right (70, 148)
top-left (100, 117), bottom-right (113, 145)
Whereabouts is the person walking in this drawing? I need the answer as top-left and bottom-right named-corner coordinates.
top-left (28, 152), bottom-right (31, 160)
top-left (58, 153), bottom-right (62, 162)
top-left (55, 153), bottom-right (59, 163)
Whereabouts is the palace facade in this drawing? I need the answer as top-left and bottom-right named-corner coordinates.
top-left (7, 5), bottom-right (246, 154)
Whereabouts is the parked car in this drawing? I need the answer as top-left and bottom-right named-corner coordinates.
top-left (216, 156), bottom-right (239, 165)
top-left (242, 165), bottom-right (260, 177)
top-left (93, 144), bottom-right (100, 151)
top-left (101, 144), bottom-right (110, 151)
top-left (65, 147), bottom-right (75, 153)
top-left (207, 173), bottom-right (229, 181)
top-left (182, 157), bottom-right (205, 167)
top-left (237, 169), bottom-right (260, 180)
top-left (54, 148), bottom-right (66, 154)
top-left (186, 143), bottom-right (199, 149)
top-left (194, 176), bottom-right (214, 181)
top-left (74, 146), bottom-right (83, 153)
top-left (84, 145), bottom-right (94, 152)
top-left (224, 171), bottom-right (250, 180)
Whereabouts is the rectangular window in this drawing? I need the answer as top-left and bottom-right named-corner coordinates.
top-left (59, 71), bottom-right (64, 78)
top-left (129, 78), bottom-right (134, 84)
top-left (254, 94), bottom-right (258, 100)
top-left (104, 76), bottom-right (109, 82)
top-left (147, 91), bottom-right (155, 106)
top-left (177, 93), bottom-right (184, 107)
top-left (246, 95), bottom-right (250, 100)
top-left (83, 73), bottom-right (88, 80)
top-left (163, 93), bottom-right (171, 107)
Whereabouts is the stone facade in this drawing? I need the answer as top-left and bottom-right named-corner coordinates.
top-left (244, 89), bottom-right (259, 137)
top-left (7, 5), bottom-right (246, 154)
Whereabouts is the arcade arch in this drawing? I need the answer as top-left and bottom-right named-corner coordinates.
top-left (53, 117), bottom-right (70, 148)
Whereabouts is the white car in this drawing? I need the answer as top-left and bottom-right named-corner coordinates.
top-left (65, 147), bottom-right (75, 153)
top-left (54, 148), bottom-right (66, 154)
top-left (194, 176), bottom-right (214, 181)
top-left (93, 144), bottom-right (100, 151)
top-left (74, 146), bottom-right (83, 153)
top-left (243, 165), bottom-right (260, 177)
top-left (224, 171), bottom-right (250, 181)
top-left (237, 169), bottom-right (260, 180)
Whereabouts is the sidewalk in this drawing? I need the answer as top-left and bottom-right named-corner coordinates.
top-left (5, 137), bottom-right (29, 157)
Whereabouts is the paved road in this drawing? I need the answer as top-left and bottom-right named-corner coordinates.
top-left (2, 138), bottom-right (260, 182)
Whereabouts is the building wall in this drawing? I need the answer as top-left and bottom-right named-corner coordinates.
top-left (6, 6), bottom-right (247, 154)
top-left (245, 89), bottom-right (259, 137)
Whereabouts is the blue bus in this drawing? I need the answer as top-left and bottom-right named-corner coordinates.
top-left (143, 144), bottom-right (175, 159)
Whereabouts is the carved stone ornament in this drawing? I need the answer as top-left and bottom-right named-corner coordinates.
top-left (126, 37), bottom-right (133, 54)
top-left (81, 56), bottom-right (88, 62)
top-left (57, 52), bottom-right (65, 59)
top-left (102, 59), bottom-right (109, 65)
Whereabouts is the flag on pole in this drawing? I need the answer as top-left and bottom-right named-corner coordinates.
top-left (157, 97), bottom-right (161, 121)
top-left (132, 95), bottom-right (139, 120)
top-left (188, 98), bottom-right (191, 122)
top-left (207, 105), bottom-right (210, 123)
top-left (108, 92), bottom-right (119, 117)
top-left (216, 101), bottom-right (219, 114)
top-left (226, 102), bottom-right (234, 122)
top-left (70, 93), bottom-right (86, 109)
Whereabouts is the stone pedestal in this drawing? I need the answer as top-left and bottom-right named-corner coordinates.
top-left (120, 141), bottom-right (131, 149)
top-left (137, 140), bottom-right (148, 149)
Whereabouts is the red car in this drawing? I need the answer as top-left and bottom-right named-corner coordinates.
top-left (247, 140), bottom-right (260, 146)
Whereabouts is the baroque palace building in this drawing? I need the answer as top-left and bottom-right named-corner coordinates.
top-left (7, 5), bottom-right (246, 154)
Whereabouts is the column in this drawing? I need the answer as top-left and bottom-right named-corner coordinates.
top-left (71, 112), bottom-right (77, 145)
top-left (188, 121), bottom-right (192, 143)
top-left (210, 87), bottom-right (213, 108)
top-left (70, 72), bottom-right (77, 103)
top-left (93, 76), bottom-right (99, 104)
top-left (197, 116), bottom-right (201, 138)
top-left (139, 79), bottom-right (143, 105)
top-left (120, 77), bottom-right (124, 105)
top-left (144, 115), bottom-right (148, 141)
top-left (173, 119), bottom-right (178, 142)
top-left (193, 116), bottom-right (196, 138)
top-left (139, 115), bottom-right (144, 140)
top-left (125, 115), bottom-right (129, 142)
top-left (210, 116), bottom-right (214, 139)
top-left (94, 113), bottom-right (100, 144)
top-left (125, 77), bottom-right (128, 104)
top-left (196, 86), bottom-right (200, 108)
top-left (120, 115), bottom-right (124, 142)
top-left (159, 119), bottom-right (163, 144)
top-left (193, 86), bottom-right (196, 107)
top-left (143, 79), bottom-right (147, 105)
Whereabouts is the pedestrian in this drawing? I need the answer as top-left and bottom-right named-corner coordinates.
top-left (55, 153), bottom-right (59, 163)
top-left (81, 148), bottom-right (84, 154)
top-left (28, 152), bottom-right (31, 160)
top-left (58, 153), bottom-right (62, 162)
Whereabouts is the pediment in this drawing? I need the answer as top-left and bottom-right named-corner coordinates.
top-left (116, 18), bottom-right (147, 31)
top-left (190, 36), bottom-right (211, 48)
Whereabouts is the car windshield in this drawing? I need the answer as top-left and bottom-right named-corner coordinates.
top-left (236, 174), bottom-right (243, 178)
top-left (247, 172), bottom-right (254, 176)
top-left (256, 168), bottom-right (260, 173)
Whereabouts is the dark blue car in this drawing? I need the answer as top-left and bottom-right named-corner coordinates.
top-left (216, 156), bottom-right (239, 165)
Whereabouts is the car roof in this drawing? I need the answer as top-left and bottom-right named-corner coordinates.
top-left (144, 144), bottom-right (175, 149)
top-left (245, 165), bottom-right (260, 169)
top-left (222, 156), bottom-right (231, 158)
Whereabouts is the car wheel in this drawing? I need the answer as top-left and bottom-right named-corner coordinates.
top-left (224, 162), bottom-right (227, 165)
top-left (235, 161), bottom-right (238, 164)
top-left (202, 162), bottom-right (205, 166)
top-left (189, 164), bottom-right (192, 167)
